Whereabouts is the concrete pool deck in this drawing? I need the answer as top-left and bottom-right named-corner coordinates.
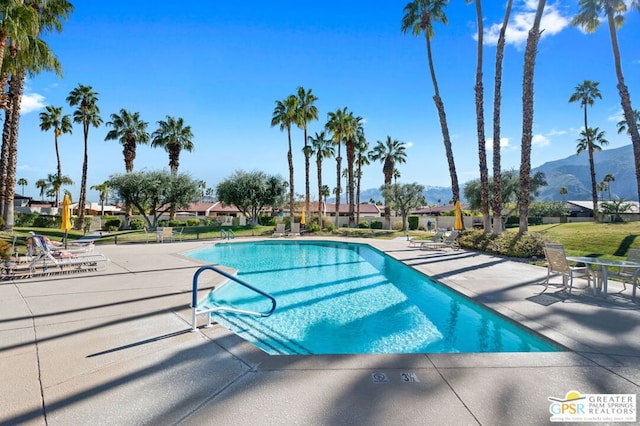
top-left (1, 237), bottom-right (638, 425)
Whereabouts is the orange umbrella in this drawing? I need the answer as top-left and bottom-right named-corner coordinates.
top-left (61, 194), bottom-right (72, 248)
top-left (454, 201), bottom-right (463, 230)
top-left (300, 208), bottom-right (306, 226)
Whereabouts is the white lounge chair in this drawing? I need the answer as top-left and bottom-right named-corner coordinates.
top-left (272, 223), bottom-right (286, 237)
top-left (420, 230), bottom-right (460, 250)
top-left (287, 223), bottom-right (301, 237)
top-left (409, 231), bottom-right (444, 248)
top-left (542, 242), bottom-right (591, 294)
top-left (28, 235), bottom-right (108, 276)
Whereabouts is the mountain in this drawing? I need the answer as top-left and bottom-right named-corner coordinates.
top-left (533, 144), bottom-right (636, 201)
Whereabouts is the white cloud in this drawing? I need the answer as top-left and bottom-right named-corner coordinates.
top-left (20, 92), bottom-right (46, 114)
top-left (485, 137), bottom-right (510, 151)
top-left (608, 110), bottom-right (624, 122)
top-left (547, 128), bottom-right (568, 136)
top-left (405, 141), bottom-right (415, 149)
top-left (484, 2), bottom-right (571, 49)
top-left (532, 133), bottom-right (551, 147)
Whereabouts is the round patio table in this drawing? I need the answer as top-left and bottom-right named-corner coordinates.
top-left (566, 256), bottom-right (640, 299)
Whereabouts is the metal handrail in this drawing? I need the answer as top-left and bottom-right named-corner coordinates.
top-left (191, 265), bottom-right (276, 331)
top-left (219, 229), bottom-right (228, 240)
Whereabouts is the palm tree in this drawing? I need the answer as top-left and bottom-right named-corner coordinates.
top-left (355, 136), bottom-right (369, 224)
top-left (309, 131), bottom-right (334, 221)
top-left (577, 127), bottom-right (609, 220)
top-left (401, 0), bottom-right (460, 204)
top-left (326, 107), bottom-right (351, 227)
top-left (67, 84), bottom-right (102, 229)
top-left (467, 0), bottom-right (489, 233)
top-left (90, 181), bottom-right (109, 216)
top-left (344, 114), bottom-right (363, 227)
top-left (46, 173), bottom-right (73, 206)
top-left (569, 80), bottom-right (602, 135)
top-left (0, 3), bottom-right (39, 99)
top-left (39, 105), bottom-right (72, 199)
top-left (518, 0), bottom-right (547, 234)
top-left (491, 0), bottom-right (513, 235)
top-left (295, 87), bottom-right (318, 219)
top-left (105, 109), bottom-right (150, 172)
top-left (369, 136), bottom-right (407, 229)
top-left (572, 0), bottom-right (640, 202)
top-left (151, 115), bottom-right (194, 175)
top-left (271, 95), bottom-right (299, 224)
top-left (559, 186), bottom-right (568, 202)
top-left (616, 109), bottom-right (640, 135)
top-left (35, 179), bottom-right (47, 200)
top-left (602, 173), bottom-right (615, 200)
top-left (597, 181), bottom-right (607, 201)
top-left (17, 177), bottom-right (27, 195)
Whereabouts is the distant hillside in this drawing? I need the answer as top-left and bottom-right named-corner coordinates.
top-left (533, 144), bottom-right (636, 201)
top-left (328, 185), bottom-right (455, 206)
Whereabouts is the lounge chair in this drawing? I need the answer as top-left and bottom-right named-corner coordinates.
top-left (420, 230), bottom-right (460, 250)
top-left (272, 223), bottom-right (286, 237)
top-left (409, 231), bottom-right (444, 248)
top-left (287, 222), bottom-right (301, 237)
top-left (28, 234), bottom-right (108, 276)
top-left (172, 227), bottom-right (184, 242)
top-left (542, 242), bottom-right (591, 294)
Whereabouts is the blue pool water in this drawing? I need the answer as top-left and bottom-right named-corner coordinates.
top-left (186, 241), bottom-right (560, 355)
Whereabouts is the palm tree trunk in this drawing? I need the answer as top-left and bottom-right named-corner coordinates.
top-left (335, 151), bottom-right (342, 228)
top-left (424, 34), bottom-right (460, 204)
top-left (588, 143), bottom-right (598, 222)
top-left (606, 12), bottom-right (640, 203)
top-left (473, 0), bottom-right (489, 233)
top-left (317, 157), bottom-right (323, 221)
top-left (304, 130), bottom-right (310, 222)
top-left (76, 120), bottom-right (89, 230)
top-left (492, 0), bottom-right (512, 235)
top-left (3, 71), bottom-right (25, 231)
top-left (347, 142), bottom-right (355, 227)
top-left (287, 127), bottom-right (295, 224)
top-left (356, 167), bottom-right (362, 224)
top-left (518, 0), bottom-right (546, 234)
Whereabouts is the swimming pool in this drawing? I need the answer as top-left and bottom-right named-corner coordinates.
top-left (187, 240), bottom-right (560, 355)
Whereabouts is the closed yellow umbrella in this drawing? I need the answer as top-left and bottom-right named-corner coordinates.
top-left (454, 201), bottom-right (463, 230)
top-left (300, 208), bottom-right (306, 226)
top-left (61, 194), bottom-right (72, 248)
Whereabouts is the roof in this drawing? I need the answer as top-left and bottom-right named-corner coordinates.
top-left (567, 200), bottom-right (640, 213)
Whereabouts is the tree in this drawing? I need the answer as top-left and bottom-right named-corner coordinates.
top-left (35, 178), bottom-right (47, 200)
top-left (572, 0), bottom-right (640, 202)
top-left (402, 0), bottom-right (460, 204)
top-left (90, 181), bottom-right (109, 216)
top-left (326, 107), bottom-right (351, 227)
top-left (271, 95), bottom-right (299, 224)
top-left (381, 182), bottom-right (426, 231)
top-left (518, 0), bottom-right (547, 234)
top-left (559, 186), bottom-right (568, 202)
top-left (491, 0), bottom-right (513, 236)
top-left (600, 197), bottom-right (632, 222)
top-left (466, 0), bottom-right (490, 233)
top-left (151, 115), bottom-right (194, 175)
top-left (39, 105), bottom-right (72, 202)
top-left (216, 170), bottom-right (287, 226)
top-left (616, 109), bottom-right (640, 135)
top-left (67, 84), bottom-right (102, 229)
top-left (309, 131), bottom-right (334, 221)
top-left (295, 87), bottom-right (318, 219)
top-left (369, 136), bottom-right (407, 229)
top-left (344, 114), bottom-right (364, 227)
top-left (46, 173), bottom-right (73, 205)
top-left (17, 177), bottom-right (27, 195)
top-left (355, 135), bottom-right (369, 224)
top-left (596, 181), bottom-right (607, 201)
top-left (577, 127), bottom-right (608, 220)
top-left (108, 170), bottom-right (200, 229)
top-left (105, 109), bottom-right (150, 172)
top-left (602, 173), bottom-right (615, 200)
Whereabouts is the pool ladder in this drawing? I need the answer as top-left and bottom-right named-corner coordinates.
top-left (219, 229), bottom-right (235, 240)
top-left (190, 265), bottom-right (276, 332)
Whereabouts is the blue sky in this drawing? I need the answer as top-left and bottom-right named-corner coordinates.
top-left (16, 1), bottom-right (640, 203)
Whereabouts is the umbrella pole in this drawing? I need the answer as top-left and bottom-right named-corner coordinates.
top-left (64, 231), bottom-right (68, 249)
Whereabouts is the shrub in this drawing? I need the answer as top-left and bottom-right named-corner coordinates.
top-left (15, 213), bottom-right (37, 227)
top-left (258, 216), bottom-right (275, 226)
top-left (186, 218), bottom-right (200, 226)
top-left (0, 240), bottom-right (12, 259)
top-left (129, 219), bottom-right (145, 230)
top-left (408, 216), bottom-right (419, 230)
top-left (168, 220), bottom-right (185, 227)
top-left (34, 215), bottom-right (57, 228)
top-left (358, 220), bottom-right (369, 229)
top-left (392, 220), bottom-right (403, 230)
top-left (324, 219), bottom-right (335, 232)
top-left (371, 220), bottom-right (383, 229)
top-left (458, 230), bottom-right (545, 258)
top-left (158, 219), bottom-right (169, 227)
top-left (307, 222), bottom-right (320, 233)
top-left (104, 218), bottom-right (122, 231)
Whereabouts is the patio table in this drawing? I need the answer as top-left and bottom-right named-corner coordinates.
top-left (566, 256), bottom-right (640, 299)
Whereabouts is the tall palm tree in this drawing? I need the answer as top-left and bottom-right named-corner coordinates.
top-left (105, 109), bottom-right (150, 172)
top-left (518, 0), bottom-right (546, 234)
top-left (577, 127), bottom-right (609, 220)
top-left (402, 0), bottom-right (460, 204)
top-left (326, 107), bottom-right (351, 227)
top-left (309, 131), bottom-right (334, 221)
top-left (295, 87), bottom-right (318, 219)
top-left (559, 186), bottom-right (568, 202)
top-left (67, 84), bottom-right (101, 229)
top-left (572, 0), bottom-right (640, 202)
top-left (90, 181), bottom-right (109, 216)
top-left (46, 173), bottom-right (73, 206)
top-left (35, 178), bottom-right (47, 200)
top-left (151, 115), bottom-right (194, 175)
top-left (467, 0), bottom-right (489, 232)
top-left (17, 177), bottom-right (27, 195)
top-left (271, 95), bottom-right (299, 224)
top-left (0, 2), bottom-right (38, 100)
top-left (369, 136), bottom-right (407, 229)
top-left (602, 173), bottom-right (615, 200)
top-left (344, 114), bottom-right (363, 227)
top-left (491, 0), bottom-right (513, 235)
top-left (616, 109), bottom-right (640, 135)
top-left (39, 105), bottom-right (72, 204)
top-left (355, 136), bottom-right (369, 224)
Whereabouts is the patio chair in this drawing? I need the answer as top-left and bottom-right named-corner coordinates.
top-left (600, 248), bottom-right (640, 295)
top-left (272, 223), bottom-right (286, 237)
top-left (28, 235), bottom-right (108, 276)
top-left (420, 230), bottom-right (460, 251)
top-left (542, 242), bottom-right (591, 294)
top-left (287, 222), bottom-right (300, 237)
top-left (172, 227), bottom-right (184, 242)
top-left (409, 230), bottom-right (444, 248)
